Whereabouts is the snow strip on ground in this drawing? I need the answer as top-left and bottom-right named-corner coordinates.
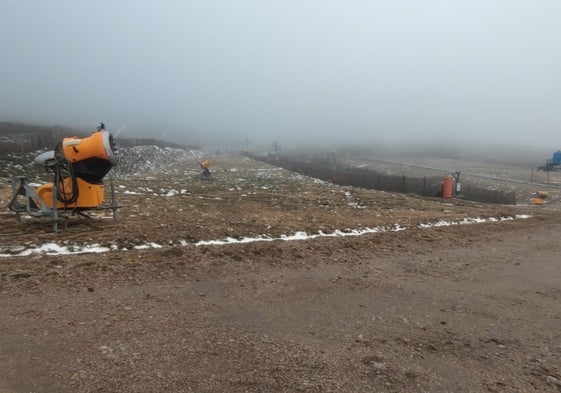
top-left (0, 215), bottom-right (531, 257)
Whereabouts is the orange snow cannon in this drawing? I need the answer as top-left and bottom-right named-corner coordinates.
top-left (35, 124), bottom-right (117, 209)
top-left (200, 159), bottom-right (211, 177)
top-left (8, 123), bottom-right (120, 231)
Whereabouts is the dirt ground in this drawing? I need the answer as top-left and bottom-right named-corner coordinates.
top-left (1, 154), bottom-right (560, 392)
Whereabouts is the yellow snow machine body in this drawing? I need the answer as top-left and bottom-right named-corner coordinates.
top-left (8, 123), bottom-right (120, 231)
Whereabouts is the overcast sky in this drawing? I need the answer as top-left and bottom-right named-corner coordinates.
top-left (1, 0), bottom-right (560, 148)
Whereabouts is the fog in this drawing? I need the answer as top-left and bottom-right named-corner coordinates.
top-left (1, 0), bottom-right (560, 150)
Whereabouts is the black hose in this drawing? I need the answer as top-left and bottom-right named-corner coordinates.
top-left (53, 143), bottom-right (79, 205)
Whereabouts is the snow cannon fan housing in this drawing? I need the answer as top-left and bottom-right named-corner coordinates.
top-left (35, 130), bottom-right (118, 209)
top-left (59, 130), bottom-right (117, 182)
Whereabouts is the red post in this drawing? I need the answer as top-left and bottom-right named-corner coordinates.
top-left (442, 175), bottom-right (453, 199)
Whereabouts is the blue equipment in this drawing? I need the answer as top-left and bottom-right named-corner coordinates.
top-left (538, 151), bottom-right (561, 172)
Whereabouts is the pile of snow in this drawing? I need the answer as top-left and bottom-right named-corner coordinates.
top-left (112, 146), bottom-right (201, 177)
top-left (1, 145), bottom-right (202, 183)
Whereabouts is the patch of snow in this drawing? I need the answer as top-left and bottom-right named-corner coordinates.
top-left (0, 243), bottom-right (110, 257)
top-left (418, 215), bottom-right (527, 229)
top-left (196, 224), bottom-right (415, 246)
top-left (133, 242), bottom-right (162, 250)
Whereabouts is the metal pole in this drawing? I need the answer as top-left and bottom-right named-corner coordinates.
top-left (52, 177), bottom-right (58, 232)
top-left (110, 179), bottom-right (118, 221)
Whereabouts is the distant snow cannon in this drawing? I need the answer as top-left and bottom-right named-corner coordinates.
top-left (530, 190), bottom-right (549, 205)
top-left (200, 159), bottom-right (211, 177)
top-left (8, 123), bottom-right (120, 231)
